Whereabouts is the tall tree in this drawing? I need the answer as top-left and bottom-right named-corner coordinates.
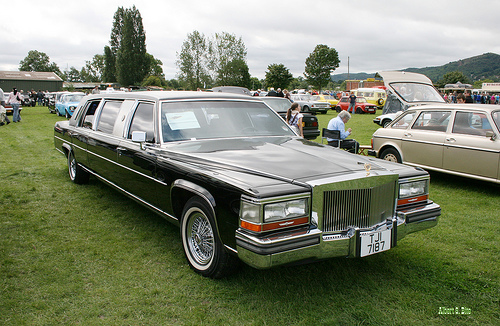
top-left (63, 67), bottom-right (83, 82)
top-left (436, 71), bottom-right (471, 88)
top-left (265, 64), bottom-right (293, 89)
top-left (103, 46), bottom-right (116, 82)
top-left (104, 6), bottom-right (148, 86)
top-left (304, 44), bottom-right (340, 91)
top-left (176, 30), bottom-right (211, 90)
top-left (19, 50), bottom-right (62, 76)
top-left (115, 6), bottom-right (148, 86)
top-left (208, 32), bottom-right (248, 86)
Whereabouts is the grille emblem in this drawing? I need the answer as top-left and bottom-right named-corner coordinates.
top-left (364, 163), bottom-right (372, 176)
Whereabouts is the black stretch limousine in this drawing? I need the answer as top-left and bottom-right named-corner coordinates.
top-left (54, 91), bottom-right (440, 278)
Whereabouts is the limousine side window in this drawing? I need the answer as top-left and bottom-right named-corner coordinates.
top-left (79, 100), bottom-right (101, 129)
top-left (96, 100), bottom-right (123, 134)
top-left (128, 102), bottom-right (155, 142)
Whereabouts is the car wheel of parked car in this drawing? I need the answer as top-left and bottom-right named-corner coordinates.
top-left (335, 106), bottom-right (341, 113)
top-left (68, 151), bottom-right (89, 184)
top-left (65, 111), bottom-right (71, 119)
top-left (378, 98), bottom-right (384, 106)
top-left (382, 119), bottom-right (392, 128)
top-left (380, 148), bottom-right (402, 163)
top-left (181, 197), bottom-right (237, 279)
top-left (356, 107), bottom-right (363, 114)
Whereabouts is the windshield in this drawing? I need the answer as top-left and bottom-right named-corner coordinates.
top-left (160, 101), bottom-right (294, 142)
top-left (356, 97), bottom-right (367, 103)
top-left (390, 82), bottom-right (444, 103)
top-left (293, 94), bottom-right (312, 101)
top-left (65, 94), bottom-right (84, 102)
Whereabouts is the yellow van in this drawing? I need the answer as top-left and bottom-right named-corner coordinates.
top-left (351, 88), bottom-right (386, 109)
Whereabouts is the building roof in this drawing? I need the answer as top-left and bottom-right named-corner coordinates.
top-left (0, 71), bottom-right (63, 81)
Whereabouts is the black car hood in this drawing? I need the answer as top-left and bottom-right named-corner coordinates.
top-left (159, 137), bottom-right (386, 189)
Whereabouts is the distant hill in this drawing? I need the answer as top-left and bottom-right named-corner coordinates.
top-left (331, 53), bottom-right (500, 83)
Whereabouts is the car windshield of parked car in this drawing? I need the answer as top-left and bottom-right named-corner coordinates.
top-left (160, 101), bottom-right (294, 142)
top-left (356, 97), bottom-right (368, 103)
top-left (65, 94), bottom-right (84, 103)
top-left (390, 82), bottom-right (445, 103)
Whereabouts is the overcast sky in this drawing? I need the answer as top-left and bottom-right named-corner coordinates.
top-left (2, 0), bottom-right (499, 81)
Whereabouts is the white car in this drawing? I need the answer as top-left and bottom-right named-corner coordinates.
top-left (373, 113), bottom-right (399, 127)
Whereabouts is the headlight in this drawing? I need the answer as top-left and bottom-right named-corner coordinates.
top-left (399, 180), bottom-right (428, 198)
top-left (240, 195), bottom-right (310, 233)
top-left (264, 198), bottom-right (308, 222)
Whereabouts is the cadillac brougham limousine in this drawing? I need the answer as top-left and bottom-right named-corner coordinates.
top-left (54, 91), bottom-right (441, 278)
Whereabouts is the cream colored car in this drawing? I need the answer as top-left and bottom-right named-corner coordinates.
top-left (372, 105), bottom-right (500, 184)
top-left (351, 88), bottom-right (387, 109)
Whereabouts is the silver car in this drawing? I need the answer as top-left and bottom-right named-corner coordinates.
top-left (290, 94), bottom-right (330, 114)
top-left (371, 105), bottom-right (500, 184)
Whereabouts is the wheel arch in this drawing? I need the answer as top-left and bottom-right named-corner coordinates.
top-left (171, 179), bottom-right (217, 222)
top-left (378, 143), bottom-right (404, 161)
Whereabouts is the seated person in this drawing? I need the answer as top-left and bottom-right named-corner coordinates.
top-left (326, 110), bottom-right (359, 153)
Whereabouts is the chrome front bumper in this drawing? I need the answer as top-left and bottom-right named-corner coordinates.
top-left (235, 202), bottom-right (440, 269)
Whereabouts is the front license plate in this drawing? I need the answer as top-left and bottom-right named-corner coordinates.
top-left (360, 229), bottom-right (392, 257)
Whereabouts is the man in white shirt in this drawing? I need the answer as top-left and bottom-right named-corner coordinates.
top-left (326, 110), bottom-right (359, 153)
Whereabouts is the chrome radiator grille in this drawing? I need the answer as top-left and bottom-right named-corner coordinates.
top-left (321, 181), bottom-right (396, 232)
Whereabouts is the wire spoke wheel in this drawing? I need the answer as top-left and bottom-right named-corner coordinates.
top-left (186, 211), bottom-right (214, 266)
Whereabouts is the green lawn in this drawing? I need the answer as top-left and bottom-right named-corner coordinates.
top-left (0, 106), bottom-right (498, 325)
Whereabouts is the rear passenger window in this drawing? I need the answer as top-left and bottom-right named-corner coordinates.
top-left (97, 101), bottom-right (123, 134)
top-left (79, 100), bottom-right (101, 129)
top-left (128, 102), bottom-right (155, 142)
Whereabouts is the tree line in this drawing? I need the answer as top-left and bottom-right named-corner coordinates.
top-left (19, 6), bottom-right (342, 91)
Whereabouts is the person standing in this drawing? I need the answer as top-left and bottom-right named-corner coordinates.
top-left (348, 92), bottom-right (356, 114)
top-left (286, 102), bottom-right (303, 137)
top-left (7, 87), bottom-right (23, 122)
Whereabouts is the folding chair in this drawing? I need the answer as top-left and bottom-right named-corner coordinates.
top-left (322, 128), bottom-right (341, 148)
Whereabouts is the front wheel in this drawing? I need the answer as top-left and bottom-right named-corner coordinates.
top-left (335, 106), bottom-right (341, 113)
top-left (356, 107), bottom-right (363, 114)
top-left (380, 148), bottom-right (402, 163)
top-left (181, 197), bottom-right (238, 278)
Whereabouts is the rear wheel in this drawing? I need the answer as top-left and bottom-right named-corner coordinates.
top-left (382, 119), bottom-right (392, 128)
top-left (335, 106), bottom-right (341, 113)
top-left (181, 197), bottom-right (238, 278)
top-left (356, 107), bottom-right (363, 114)
top-left (68, 151), bottom-right (89, 184)
top-left (380, 148), bottom-right (402, 163)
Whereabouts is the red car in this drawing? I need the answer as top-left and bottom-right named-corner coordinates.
top-left (335, 96), bottom-right (377, 114)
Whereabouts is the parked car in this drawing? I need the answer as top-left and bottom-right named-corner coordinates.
top-left (312, 94), bottom-right (339, 108)
top-left (258, 97), bottom-right (320, 140)
top-left (54, 91), bottom-right (440, 278)
top-left (371, 104), bottom-right (500, 184)
top-left (290, 94), bottom-right (330, 114)
top-left (55, 92), bottom-right (85, 118)
top-left (373, 112), bottom-right (399, 127)
top-left (351, 88), bottom-right (387, 109)
top-left (335, 96), bottom-right (377, 114)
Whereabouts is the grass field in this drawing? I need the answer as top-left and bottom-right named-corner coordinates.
top-left (0, 106), bottom-right (498, 325)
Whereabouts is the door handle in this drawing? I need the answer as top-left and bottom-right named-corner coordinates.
top-left (446, 138), bottom-right (456, 143)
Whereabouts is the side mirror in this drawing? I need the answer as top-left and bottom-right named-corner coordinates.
top-left (485, 131), bottom-right (496, 141)
top-left (131, 131), bottom-right (147, 143)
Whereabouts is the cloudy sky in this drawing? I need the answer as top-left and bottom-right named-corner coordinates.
top-left (2, 0), bottom-right (499, 81)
